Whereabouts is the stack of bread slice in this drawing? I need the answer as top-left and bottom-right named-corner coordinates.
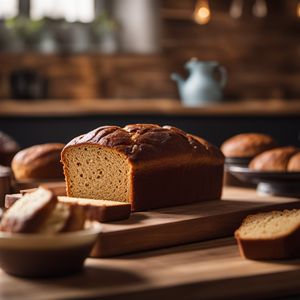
top-left (0, 188), bottom-right (86, 233)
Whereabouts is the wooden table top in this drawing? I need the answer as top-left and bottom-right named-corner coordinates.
top-left (1, 187), bottom-right (300, 300)
top-left (1, 237), bottom-right (300, 300)
top-left (1, 99), bottom-right (300, 117)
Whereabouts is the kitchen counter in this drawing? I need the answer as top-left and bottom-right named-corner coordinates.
top-left (1, 99), bottom-right (300, 117)
top-left (1, 187), bottom-right (300, 300)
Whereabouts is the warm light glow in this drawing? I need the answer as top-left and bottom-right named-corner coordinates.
top-left (30, 0), bottom-right (95, 23)
top-left (0, 0), bottom-right (18, 19)
top-left (194, 0), bottom-right (211, 25)
top-left (297, 1), bottom-right (300, 18)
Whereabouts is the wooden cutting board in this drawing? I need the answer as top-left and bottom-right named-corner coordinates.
top-left (91, 187), bottom-right (300, 257)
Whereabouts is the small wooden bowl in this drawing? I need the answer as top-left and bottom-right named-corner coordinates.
top-left (0, 222), bottom-right (101, 278)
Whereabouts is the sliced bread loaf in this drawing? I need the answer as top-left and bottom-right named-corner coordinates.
top-left (61, 124), bottom-right (224, 211)
top-left (235, 209), bottom-right (300, 259)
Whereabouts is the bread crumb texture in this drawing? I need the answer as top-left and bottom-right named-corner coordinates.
top-left (237, 209), bottom-right (300, 239)
top-left (64, 146), bottom-right (130, 202)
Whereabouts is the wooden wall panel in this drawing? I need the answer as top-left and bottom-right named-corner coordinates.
top-left (0, 0), bottom-right (298, 100)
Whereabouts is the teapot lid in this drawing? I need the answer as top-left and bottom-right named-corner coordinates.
top-left (185, 59), bottom-right (219, 69)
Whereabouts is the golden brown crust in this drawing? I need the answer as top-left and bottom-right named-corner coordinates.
top-left (221, 133), bottom-right (276, 158)
top-left (12, 143), bottom-right (65, 180)
top-left (62, 124), bottom-right (224, 165)
top-left (249, 146), bottom-right (299, 172)
top-left (288, 152), bottom-right (300, 172)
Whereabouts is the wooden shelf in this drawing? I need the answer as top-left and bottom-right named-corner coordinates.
top-left (0, 99), bottom-right (299, 117)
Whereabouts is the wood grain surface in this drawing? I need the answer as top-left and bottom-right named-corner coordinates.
top-left (1, 187), bottom-right (300, 299)
top-left (1, 99), bottom-right (300, 117)
top-left (92, 187), bottom-right (300, 257)
top-left (1, 237), bottom-right (300, 300)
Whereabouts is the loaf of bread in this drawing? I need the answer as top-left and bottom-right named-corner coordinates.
top-left (1, 188), bottom-right (86, 233)
top-left (235, 209), bottom-right (300, 260)
top-left (12, 143), bottom-right (65, 180)
top-left (61, 124), bottom-right (224, 211)
top-left (249, 146), bottom-right (300, 172)
top-left (221, 133), bottom-right (276, 158)
top-left (0, 131), bottom-right (20, 166)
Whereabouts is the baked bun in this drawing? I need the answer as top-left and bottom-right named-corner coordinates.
top-left (221, 133), bottom-right (276, 158)
top-left (249, 146), bottom-right (299, 172)
top-left (0, 131), bottom-right (20, 166)
top-left (12, 143), bottom-right (65, 180)
top-left (287, 152), bottom-right (300, 172)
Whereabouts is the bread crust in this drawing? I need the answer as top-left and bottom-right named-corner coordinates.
top-left (221, 133), bottom-right (276, 158)
top-left (62, 124), bottom-right (224, 165)
top-left (12, 143), bottom-right (65, 180)
top-left (249, 146), bottom-right (299, 171)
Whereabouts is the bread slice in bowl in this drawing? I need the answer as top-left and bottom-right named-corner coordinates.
top-left (0, 188), bottom-right (57, 233)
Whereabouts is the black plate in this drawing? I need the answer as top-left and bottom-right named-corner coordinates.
top-left (227, 166), bottom-right (300, 197)
top-left (225, 157), bottom-right (252, 166)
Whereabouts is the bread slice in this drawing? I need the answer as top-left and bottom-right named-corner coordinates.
top-left (0, 188), bottom-right (57, 233)
top-left (4, 193), bottom-right (131, 223)
top-left (235, 209), bottom-right (300, 259)
top-left (58, 196), bottom-right (131, 222)
top-left (37, 202), bottom-right (70, 234)
top-left (5, 193), bottom-right (22, 209)
top-left (61, 204), bottom-right (87, 232)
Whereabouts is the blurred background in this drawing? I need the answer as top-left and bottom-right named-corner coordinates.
top-left (0, 0), bottom-right (299, 147)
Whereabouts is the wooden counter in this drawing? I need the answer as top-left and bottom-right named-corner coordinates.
top-left (1, 187), bottom-right (300, 300)
top-left (1, 99), bottom-right (300, 117)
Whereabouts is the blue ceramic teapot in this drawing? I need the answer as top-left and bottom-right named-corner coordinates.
top-left (171, 58), bottom-right (227, 106)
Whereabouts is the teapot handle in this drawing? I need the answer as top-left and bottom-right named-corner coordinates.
top-left (217, 65), bottom-right (227, 88)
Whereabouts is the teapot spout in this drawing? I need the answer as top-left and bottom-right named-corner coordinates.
top-left (171, 73), bottom-right (184, 86)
